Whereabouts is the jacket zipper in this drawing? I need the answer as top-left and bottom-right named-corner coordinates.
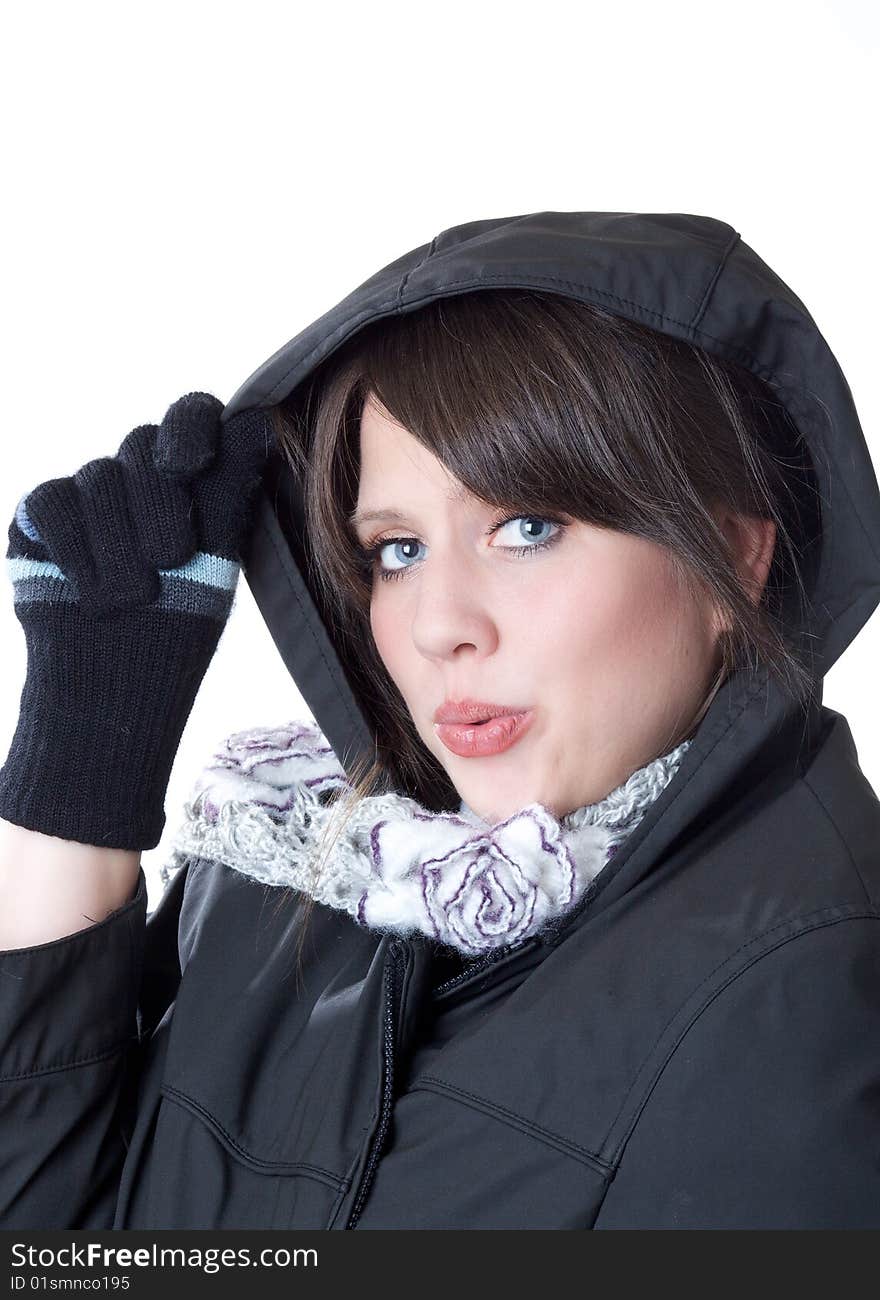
top-left (432, 950), bottom-right (499, 996)
top-left (431, 935), bottom-right (542, 999)
top-left (344, 938), bottom-right (406, 1229)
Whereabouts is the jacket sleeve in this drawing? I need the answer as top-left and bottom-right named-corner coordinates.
top-left (0, 861), bottom-right (188, 1229)
top-left (594, 912), bottom-right (880, 1229)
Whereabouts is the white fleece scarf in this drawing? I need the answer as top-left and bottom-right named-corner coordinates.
top-left (164, 720), bottom-right (690, 957)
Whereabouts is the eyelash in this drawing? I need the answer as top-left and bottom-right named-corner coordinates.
top-left (357, 513), bottom-right (567, 584)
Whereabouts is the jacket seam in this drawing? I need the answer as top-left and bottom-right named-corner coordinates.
top-left (411, 1075), bottom-right (613, 1176)
top-left (689, 229), bottom-right (741, 331)
top-left (262, 271), bottom-right (784, 409)
top-left (395, 234), bottom-right (439, 307)
top-left (161, 1083), bottom-right (350, 1188)
top-left (397, 272), bottom-right (765, 367)
top-left (800, 773), bottom-right (872, 904)
top-left (0, 1035), bottom-right (137, 1083)
top-left (600, 908), bottom-right (880, 1172)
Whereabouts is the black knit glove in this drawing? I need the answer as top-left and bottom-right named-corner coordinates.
top-left (0, 392), bottom-right (273, 850)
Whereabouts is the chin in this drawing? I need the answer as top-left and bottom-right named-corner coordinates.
top-left (474, 798), bottom-right (528, 826)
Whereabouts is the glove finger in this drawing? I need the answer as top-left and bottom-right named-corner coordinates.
top-left (26, 458), bottom-right (159, 615)
top-left (6, 492), bottom-right (56, 611)
top-left (154, 391), bottom-right (224, 479)
top-left (116, 422), bottom-right (198, 568)
top-left (7, 492), bottom-right (51, 560)
top-left (73, 457), bottom-right (162, 611)
top-left (20, 474), bottom-right (102, 607)
top-left (191, 406), bottom-right (275, 555)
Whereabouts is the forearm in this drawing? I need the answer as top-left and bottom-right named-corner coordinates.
top-left (0, 818), bottom-right (141, 949)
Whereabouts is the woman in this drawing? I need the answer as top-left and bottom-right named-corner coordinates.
top-left (0, 210), bottom-right (878, 1229)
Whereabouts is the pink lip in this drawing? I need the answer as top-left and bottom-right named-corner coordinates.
top-left (433, 710), bottom-right (534, 759)
top-left (434, 698), bottom-right (529, 724)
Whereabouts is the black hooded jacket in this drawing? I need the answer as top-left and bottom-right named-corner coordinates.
top-left (2, 211), bottom-right (879, 1229)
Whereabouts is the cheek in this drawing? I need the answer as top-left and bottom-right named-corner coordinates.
top-left (370, 595), bottom-right (402, 675)
top-left (369, 597), bottom-right (385, 651)
top-left (525, 553), bottom-right (697, 671)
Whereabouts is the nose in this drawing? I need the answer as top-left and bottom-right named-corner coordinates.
top-left (409, 549), bottom-right (499, 664)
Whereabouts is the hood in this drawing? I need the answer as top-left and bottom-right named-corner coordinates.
top-left (220, 210), bottom-right (880, 856)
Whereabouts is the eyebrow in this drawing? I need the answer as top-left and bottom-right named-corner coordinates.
top-left (348, 507), bottom-right (410, 530)
top-left (349, 484), bottom-right (472, 532)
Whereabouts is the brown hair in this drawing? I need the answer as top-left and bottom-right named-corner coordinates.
top-left (264, 289), bottom-right (823, 974)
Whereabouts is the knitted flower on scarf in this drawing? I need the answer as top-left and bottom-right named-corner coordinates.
top-left (164, 720), bottom-right (691, 957)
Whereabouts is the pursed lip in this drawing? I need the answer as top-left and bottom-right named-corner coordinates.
top-left (433, 708), bottom-right (535, 759)
top-left (433, 698), bottom-right (531, 725)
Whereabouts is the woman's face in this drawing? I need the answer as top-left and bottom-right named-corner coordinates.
top-left (352, 397), bottom-right (769, 824)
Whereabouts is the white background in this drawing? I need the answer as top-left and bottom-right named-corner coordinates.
top-left (1, 0), bottom-right (877, 911)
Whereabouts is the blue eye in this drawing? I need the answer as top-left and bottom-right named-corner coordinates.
top-left (359, 513), bottom-right (566, 584)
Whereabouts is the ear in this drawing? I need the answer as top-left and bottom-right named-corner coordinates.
top-left (710, 504), bottom-right (777, 634)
